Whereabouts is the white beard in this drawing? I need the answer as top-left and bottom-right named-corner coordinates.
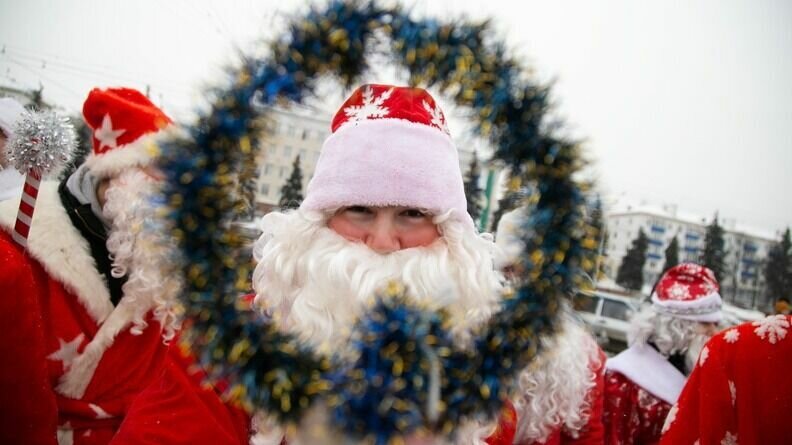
top-left (683, 332), bottom-right (710, 373)
top-left (252, 210), bottom-right (504, 352)
top-left (102, 168), bottom-right (182, 341)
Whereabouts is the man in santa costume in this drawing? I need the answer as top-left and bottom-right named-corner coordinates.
top-left (659, 313), bottom-right (792, 445)
top-left (0, 87), bottom-right (246, 445)
top-left (250, 84), bottom-right (603, 444)
top-left (603, 263), bottom-right (723, 445)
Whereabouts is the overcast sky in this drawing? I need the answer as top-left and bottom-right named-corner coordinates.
top-left (1, 0), bottom-right (790, 234)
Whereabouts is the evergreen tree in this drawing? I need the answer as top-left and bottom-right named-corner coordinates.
top-left (616, 229), bottom-right (649, 291)
top-left (663, 236), bottom-right (680, 272)
top-left (278, 155), bottom-right (304, 209)
top-left (463, 154), bottom-right (484, 223)
top-left (701, 213), bottom-right (727, 282)
top-left (765, 228), bottom-right (792, 302)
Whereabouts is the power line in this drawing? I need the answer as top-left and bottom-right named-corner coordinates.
top-left (1, 57), bottom-right (83, 101)
top-left (1, 46), bottom-right (191, 93)
top-left (0, 53), bottom-right (195, 109)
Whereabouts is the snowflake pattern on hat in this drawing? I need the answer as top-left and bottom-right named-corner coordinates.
top-left (332, 83), bottom-right (451, 135)
top-left (422, 99), bottom-right (450, 135)
top-left (654, 263), bottom-right (719, 303)
top-left (666, 282), bottom-right (691, 301)
top-left (343, 86), bottom-right (394, 123)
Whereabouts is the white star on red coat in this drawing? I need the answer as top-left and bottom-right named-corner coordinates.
top-left (94, 114), bottom-right (126, 151)
top-left (47, 333), bottom-right (84, 371)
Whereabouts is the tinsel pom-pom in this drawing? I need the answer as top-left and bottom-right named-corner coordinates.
top-left (6, 110), bottom-right (76, 176)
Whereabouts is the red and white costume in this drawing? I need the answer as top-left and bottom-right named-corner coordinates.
top-left (486, 318), bottom-right (606, 445)
top-left (0, 87), bottom-right (246, 445)
top-left (602, 346), bottom-right (678, 445)
top-left (660, 314), bottom-right (792, 445)
top-left (603, 263), bottom-right (723, 445)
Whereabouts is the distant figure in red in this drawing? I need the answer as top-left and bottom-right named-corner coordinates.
top-left (603, 263), bottom-right (723, 445)
top-left (660, 314), bottom-right (792, 445)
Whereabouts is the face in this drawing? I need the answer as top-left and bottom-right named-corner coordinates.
top-left (695, 321), bottom-right (719, 336)
top-left (96, 165), bottom-right (163, 209)
top-left (327, 205), bottom-right (440, 254)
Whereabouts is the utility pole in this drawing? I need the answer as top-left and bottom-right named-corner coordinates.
top-left (478, 168), bottom-right (496, 232)
top-left (593, 225), bottom-right (607, 289)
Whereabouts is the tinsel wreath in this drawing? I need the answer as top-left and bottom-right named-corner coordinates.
top-left (157, 0), bottom-right (597, 443)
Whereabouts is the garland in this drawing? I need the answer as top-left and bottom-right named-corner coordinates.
top-left (159, 0), bottom-right (592, 442)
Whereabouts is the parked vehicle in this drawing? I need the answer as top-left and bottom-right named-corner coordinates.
top-left (573, 290), bottom-right (641, 353)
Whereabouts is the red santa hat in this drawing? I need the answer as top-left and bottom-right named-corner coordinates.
top-left (651, 263), bottom-right (723, 322)
top-left (299, 84), bottom-right (473, 227)
top-left (82, 87), bottom-right (172, 178)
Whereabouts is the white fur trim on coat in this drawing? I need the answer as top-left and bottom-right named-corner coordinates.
top-left (606, 343), bottom-right (686, 405)
top-left (0, 181), bottom-right (160, 398)
top-left (0, 182), bottom-right (114, 322)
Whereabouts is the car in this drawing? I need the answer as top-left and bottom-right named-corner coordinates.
top-left (573, 290), bottom-right (641, 353)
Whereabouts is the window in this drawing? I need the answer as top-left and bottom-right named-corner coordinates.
top-left (299, 149), bottom-right (307, 159)
top-left (602, 300), bottom-right (633, 321)
top-left (279, 166), bottom-right (287, 178)
top-left (301, 129), bottom-right (309, 140)
top-left (260, 183), bottom-right (269, 195)
top-left (263, 163), bottom-right (273, 175)
top-left (573, 293), bottom-right (599, 314)
top-left (283, 146), bottom-right (292, 157)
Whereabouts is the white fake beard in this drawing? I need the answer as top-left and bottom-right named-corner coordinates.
top-left (683, 332), bottom-right (710, 373)
top-left (252, 209), bottom-right (504, 351)
top-left (512, 312), bottom-right (603, 443)
top-left (102, 168), bottom-right (182, 341)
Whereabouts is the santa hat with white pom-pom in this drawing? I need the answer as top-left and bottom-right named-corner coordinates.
top-left (81, 87), bottom-right (172, 179)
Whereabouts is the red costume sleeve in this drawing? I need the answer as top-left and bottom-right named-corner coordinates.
top-left (660, 315), bottom-right (792, 445)
top-left (0, 231), bottom-right (59, 444)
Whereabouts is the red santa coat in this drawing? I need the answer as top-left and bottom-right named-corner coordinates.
top-left (602, 344), bottom-right (685, 445)
top-left (0, 182), bottom-right (246, 445)
top-left (659, 315), bottom-right (792, 445)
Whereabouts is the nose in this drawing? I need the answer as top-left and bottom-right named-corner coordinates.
top-left (365, 218), bottom-right (401, 254)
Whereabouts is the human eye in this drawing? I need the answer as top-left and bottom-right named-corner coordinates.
top-left (345, 206), bottom-right (373, 215)
top-left (400, 208), bottom-right (428, 219)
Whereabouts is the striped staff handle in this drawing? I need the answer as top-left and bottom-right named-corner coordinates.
top-left (5, 109), bottom-right (75, 248)
top-left (11, 170), bottom-right (43, 247)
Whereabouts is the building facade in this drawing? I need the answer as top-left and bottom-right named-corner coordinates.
top-left (604, 204), bottom-right (776, 311)
top-left (254, 106), bottom-right (331, 213)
